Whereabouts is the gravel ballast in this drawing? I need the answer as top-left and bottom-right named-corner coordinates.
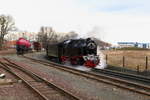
top-left (3, 52), bottom-right (150, 100)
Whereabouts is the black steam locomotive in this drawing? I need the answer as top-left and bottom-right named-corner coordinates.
top-left (46, 38), bottom-right (99, 68)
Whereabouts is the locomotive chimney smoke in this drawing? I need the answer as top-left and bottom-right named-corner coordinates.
top-left (86, 26), bottom-right (104, 40)
top-left (96, 47), bottom-right (107, 69)
top-left (75, 66), bottom-right (92, 71)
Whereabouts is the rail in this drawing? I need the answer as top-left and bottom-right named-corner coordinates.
top-left (0, 58), bottom-right (81, 100)
top-left (21, 56), bottom-right (150, 96)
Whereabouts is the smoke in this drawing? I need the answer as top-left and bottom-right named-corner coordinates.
top-left (86, 26), bottom-right (105, 40)
top-left (96, 47), bottom-right (107, 69)
top-left (75, 66), bottom-right (91, 71)
top-left (63, 61), bottom-right (91, 71)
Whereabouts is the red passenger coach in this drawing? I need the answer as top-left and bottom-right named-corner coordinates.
top-left (33, 42), bottom-right (41, 51)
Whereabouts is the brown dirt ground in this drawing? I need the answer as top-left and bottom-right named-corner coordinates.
top-left (0, 49), bottom-right (16, 55)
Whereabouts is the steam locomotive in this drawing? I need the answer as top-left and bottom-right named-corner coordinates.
top-left (46, 38), bottom-right (100, 68)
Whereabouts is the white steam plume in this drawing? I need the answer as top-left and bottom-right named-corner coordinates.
top-left (86, 26), bottom-right (105, 40)
top-left (96, 46), bottom-right (107, 69)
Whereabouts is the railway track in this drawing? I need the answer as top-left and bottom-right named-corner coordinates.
top-left (21, 56), bottom-right (150, 96)
top-left (0, 58), bottom-right (80, 100)
top-left (92, 68), bottom-right (150, 85)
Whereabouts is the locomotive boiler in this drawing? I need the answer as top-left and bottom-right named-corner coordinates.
top-left (46, 38), bottom-right (99, 68)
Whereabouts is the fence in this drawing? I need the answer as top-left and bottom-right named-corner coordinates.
top-left (105, 55), bottom-right (150, 72)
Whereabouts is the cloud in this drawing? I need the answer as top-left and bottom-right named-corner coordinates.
top-left (0, 0), bottom-right (150, 44)
top-left (92, 12), bottom-right (150, 44)
top-left (76, 0), bottom-right (150, 14)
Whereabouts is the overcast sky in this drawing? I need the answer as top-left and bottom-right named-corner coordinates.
top-left (0, 0), bottom-right (150, 44)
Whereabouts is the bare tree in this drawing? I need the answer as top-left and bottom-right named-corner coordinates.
top-left (68, 31), bottom-right (78, 39)
top-left (59, 31), bottom-right (78, 42)
top-left (37, 26), bottom-right (79, 48)
top-left (0, 15), bottom-right (16, 49)
top-left (37, 26), bottom-right (58, 48)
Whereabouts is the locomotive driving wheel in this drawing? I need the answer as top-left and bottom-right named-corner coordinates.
top-left (70, 57), bottom-right (84, 65)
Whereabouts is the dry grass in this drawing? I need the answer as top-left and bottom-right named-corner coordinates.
top-left (102, 50), bottom-right (150, 71)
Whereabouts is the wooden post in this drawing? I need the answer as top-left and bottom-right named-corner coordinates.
top-left (145, 56), bottom-right (148, 70)
top-left (106, 55), bottom-right (108, 64)
top-left (137, 65), bottom-right (140, 73)
top-left (123, 56), bottom-right (125, 67)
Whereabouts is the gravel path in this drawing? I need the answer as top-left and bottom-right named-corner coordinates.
top-left (0, 83), bottom-right (41, 100)
top-left (3, 52), bottom-right (150, 100)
